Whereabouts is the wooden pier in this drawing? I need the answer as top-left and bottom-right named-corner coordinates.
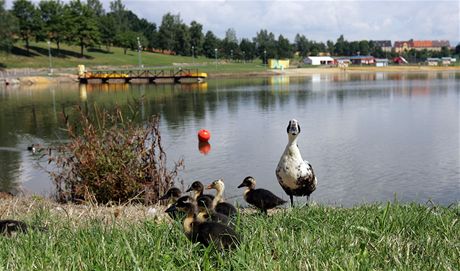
top-left (78, 66), bottom-right (207, 84)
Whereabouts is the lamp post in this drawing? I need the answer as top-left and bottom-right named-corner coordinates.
top-left (230, 49), bottom-right (233, 62)
top-left (264, 50), bottom-right (267, 69)
top-left (191, 46), bottom-right (195, 65)
top-left (137, 37), bottom-right (143, 68)
top-left (47, 40), bottom-right (53, 76)
top-left (214, 48), bottom-right (218, 69)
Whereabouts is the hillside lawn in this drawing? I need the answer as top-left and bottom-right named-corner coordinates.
top-left (0, 42), bottom-right (267, 75)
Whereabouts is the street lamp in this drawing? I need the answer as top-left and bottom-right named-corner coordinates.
top-left (47, 40), bottom-right (53, 76)
top-left (264, 50), bottom-right (267, 68)
top-left (214, 48), bottom-right (218, 69)
top-left (191, 46), bottom-right (195, 65)
top-left (137, 37), bottom-right (143, 68)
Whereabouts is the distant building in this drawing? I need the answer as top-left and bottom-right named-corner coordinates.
top-left (372, 40), bottom-right (392, 52)
top-left (394, 39), bottom-right (450, 53)
top-left (441, 57), bottom-right (454, 65)
top-left (375, 59), bottom-right (389, 67)
top-left (349, 55), bottom-right (375, 65)
top-left (304, 56), bottom-right (334, 65)
top-left (426, 58), bottom-right (440, 66)
top-left (334, 57), bottom-right (351, 68)
top-left (269, 59), bottom-right (290, 69)
top-left (392, 56), bottom-right (408, 64)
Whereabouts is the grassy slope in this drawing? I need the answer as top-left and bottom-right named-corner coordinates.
top-left (0, 42), bottom-right (266, 74)
top-left (0, 201), bottom-right (458, 270)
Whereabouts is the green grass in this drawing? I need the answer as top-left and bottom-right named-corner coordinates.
top-left (0, 42), bottom-right (266, 74)
top-left (1, 202), bottom-right (459, 270)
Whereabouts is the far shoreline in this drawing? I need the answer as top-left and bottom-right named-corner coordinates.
top-left (1, 65), bottom-right (460, 85)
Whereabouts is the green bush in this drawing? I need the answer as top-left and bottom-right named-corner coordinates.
top-left (49, 104), bottom-right (183, 204)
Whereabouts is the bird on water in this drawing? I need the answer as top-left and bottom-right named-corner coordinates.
top-left (276, 119), bottom-right (317, 207)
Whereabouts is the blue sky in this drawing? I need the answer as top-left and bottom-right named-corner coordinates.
top-left (8, 0), bottom-right (460, 45)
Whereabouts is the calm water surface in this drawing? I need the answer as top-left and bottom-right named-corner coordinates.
top-left (1, 72), bottom-right (459, 206)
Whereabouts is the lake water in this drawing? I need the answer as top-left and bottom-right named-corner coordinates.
top-left (1, 72), bottom-right (459, 206)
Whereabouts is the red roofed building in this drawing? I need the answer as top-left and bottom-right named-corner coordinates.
top-left (394, 39), bottom-right (450, 53)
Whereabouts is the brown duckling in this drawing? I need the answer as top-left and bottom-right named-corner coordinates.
top-left (186, 181), bottom-right (214, 202)
top-left (206, 179), bottom-right (237, 217)
top-left (196, 196), bottom-right (230, 225)
top-left (164, 195), bottom-right (191, 219)
top-left (0, 220), bottom-right (28, 236)
top-left (175, 200), bottom-right (239, 250)
top-left (160, 187), bottom-right (183, 219)
top-left (237, 176), bottom-right (287, 214)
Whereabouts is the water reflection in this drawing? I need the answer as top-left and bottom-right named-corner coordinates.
top-left (0, 71), bottom-right (459, 205)
top-left (198, 142), bottom-right (211, 155)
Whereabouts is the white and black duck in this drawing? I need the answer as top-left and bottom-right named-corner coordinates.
top-left (276, 119), bottom-right (317, 207)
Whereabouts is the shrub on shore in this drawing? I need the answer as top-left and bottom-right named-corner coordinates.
top-left (48, 103), bottom-right (183, 204)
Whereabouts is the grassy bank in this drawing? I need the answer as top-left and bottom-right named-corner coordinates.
top-left (1, 198), bottom-right (458, 270)
top-left (0, 42), bottom-right (266, 75)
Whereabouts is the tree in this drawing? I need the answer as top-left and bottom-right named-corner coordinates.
top-left (0, 0), bottom-right (18, 53)
top-left (189, 21), bottom-right (204, 55)
top-left (440, 46), bottom-right (451, 57)
top-left (65, 0), bottom-right (100, 57)
top-left (455, 44), bottom-right (460, 55)
top-left (254, 29), bottom-right (276, 61)
top-left (158, 13), bottom-right (177, 51)
top-left (39, 0), bottom-right (65, 53)
top-left (202, 30), bottom-right (219, 58)
top-left (334, 34), bottom-right (346, 56)
top-left (326, 40), bottom-right (334, 56)
top-left (222, 28), bottom-right (238, 59)
top-left (359, 40), bottom-right (370, 55)
top-left (173, 23), bottom-right (190, 56)
top-left (277, 34), bottom-right (292, 59)
top-left (12, 0), bottom-right (41, 54)
top-left (239, 38), bottom-right (256, 61)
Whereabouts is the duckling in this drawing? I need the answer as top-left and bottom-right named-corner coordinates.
top-left (186, 181), bottom-right (214, 202)
top-left (237, 176), bottom-right (287, 214)
top-left (164, 195), bottom-right (191, 218)
top-left (276, 119), bottom-right (317, 207)
top-left (206, 179), bottom-right (237, 217)
top-left (175, 200), bottom-right (239, 250)
top-left (0, 220), bottom-right (28, 236)
top-left (160, 187), bottom-right (183, 219)
top-left (196, 196), bottom-right (229, 225)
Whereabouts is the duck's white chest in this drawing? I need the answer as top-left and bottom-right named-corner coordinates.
top-left (276, 146), bottom-right (310, 189)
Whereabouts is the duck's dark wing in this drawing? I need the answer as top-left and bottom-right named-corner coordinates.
top-left (215, 202), bottom-right (237, 217)
top-left (193, 222), bottom-right (239, 249)
top-left (247, 189), bottom-right (287, 210)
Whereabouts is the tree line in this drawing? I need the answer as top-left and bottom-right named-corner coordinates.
top-left (1, 0), bottom-right (459, 62)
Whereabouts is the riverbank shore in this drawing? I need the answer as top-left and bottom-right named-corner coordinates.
top-left (2, 65), bottom-right (459, 86)
top-left (1, 196), bottom-right (458, 270)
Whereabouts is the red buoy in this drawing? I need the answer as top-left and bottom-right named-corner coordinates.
top-left (198, 129), bottom-right (211, 142)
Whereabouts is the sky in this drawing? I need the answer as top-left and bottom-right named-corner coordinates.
top-left (7, 0), bottom-right (460, 45)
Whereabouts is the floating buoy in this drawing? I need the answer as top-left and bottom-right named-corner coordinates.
top-left (198, 129), bottom-right (211, 142)
top-left (198, 142), bottom-right (211, 155)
